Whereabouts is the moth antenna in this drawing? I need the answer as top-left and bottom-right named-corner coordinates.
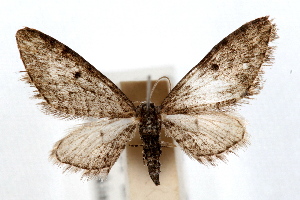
top-left (146, 75), bottom-right (151, 110)
top-left (149, 76), bottom-right (171, 99)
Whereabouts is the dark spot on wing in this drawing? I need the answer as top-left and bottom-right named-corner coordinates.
top-left (74, 71), bottom-right (81, 78)
top-left (211, 64), bottom-right (219, 71)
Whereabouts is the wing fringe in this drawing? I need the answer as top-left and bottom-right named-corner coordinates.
top-left (181, 133), bottom-right (249, 166)
top-left (49, 143), bottom-right (111, 181)
top-left (163, 112), bottom-right (250, 166)
top-left (245, 16), bottom-right (278, 99)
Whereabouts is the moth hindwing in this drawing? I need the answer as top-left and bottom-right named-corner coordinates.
top-left (16, 16), bottom-right (276, 186)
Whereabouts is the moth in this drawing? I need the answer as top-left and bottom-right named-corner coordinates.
top-left (16, 16), bottom-right (276, 186)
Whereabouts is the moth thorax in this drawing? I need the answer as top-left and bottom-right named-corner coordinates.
top-left (136, 102), bottom-right (161, 135)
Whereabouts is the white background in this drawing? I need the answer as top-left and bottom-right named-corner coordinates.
top-left (1, 1), bottom-right (299, 200)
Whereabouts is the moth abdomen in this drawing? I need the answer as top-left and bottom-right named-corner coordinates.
top-left (136, 102), bottom-right (162, 185)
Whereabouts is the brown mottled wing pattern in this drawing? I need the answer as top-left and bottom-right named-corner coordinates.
top-left (50, 118), bottom-right (137, 180)
top-left (16, 16), bottom-right (277, 183)
top-left (161, 16), bottom-right (276, 115)
top-left (16, 28), bottom-right (135, 119)
top-left (162, 112), bottom-right (247, 165)
top-left (16, 28), bottom-right (138, 180)
top-left (161, 16), bottom-right (276, 165)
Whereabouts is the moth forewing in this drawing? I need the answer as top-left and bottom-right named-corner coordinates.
top-left (161, 16), bottom-right (277, 115)
top-left (16, 27), bottom-right (136, 120)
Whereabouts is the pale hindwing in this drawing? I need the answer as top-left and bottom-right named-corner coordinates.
top-left (161, 16), bottom-right (277, 115)
top-left (50, 118), bottom-right (137, 180)
top-left (162, 112), bottom-right (247, 165)
top-left (16, 28), bottom-right (135, 119)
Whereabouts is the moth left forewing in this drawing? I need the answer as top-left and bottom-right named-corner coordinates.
top-left (162, 112), bottom-right (248, 165)
top-left (16, 28), bottom-right (135, 120)
top-left (50, 117), bottom-right (137, 180)
top-left (161, 16), bottom-right (277, 115)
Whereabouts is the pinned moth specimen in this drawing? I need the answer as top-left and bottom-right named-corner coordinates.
top-left (16, 16), bottom-right (276, 185)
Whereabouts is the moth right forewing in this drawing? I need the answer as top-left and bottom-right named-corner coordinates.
top-left (16, 28), bottom-right (135, 119)
top-left (161, 16), bottom-right (277, 115)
